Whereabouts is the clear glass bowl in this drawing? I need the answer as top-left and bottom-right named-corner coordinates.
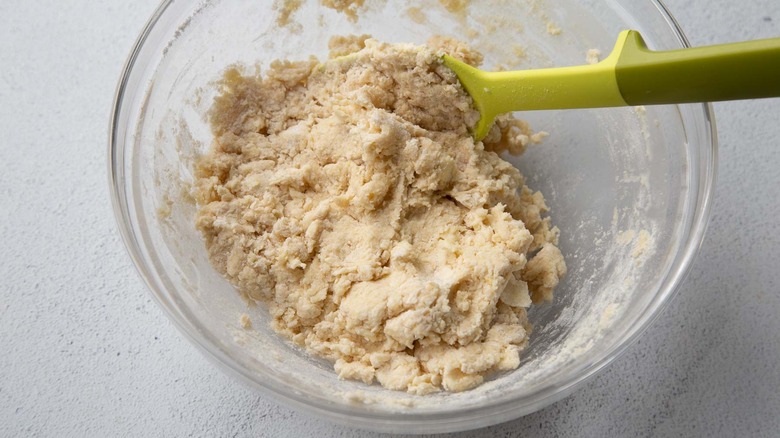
top-left (109, 0), bottom-right (716, 433)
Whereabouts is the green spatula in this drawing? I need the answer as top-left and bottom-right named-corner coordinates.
top-left (442, 30), bottom-right (780, 140)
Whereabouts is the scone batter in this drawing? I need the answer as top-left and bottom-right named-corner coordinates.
top-left (195, 35), bottom-right (566, 394)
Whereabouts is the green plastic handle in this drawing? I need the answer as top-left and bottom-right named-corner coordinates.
top-left (616, 31), bottom-right (780, 105)
top-left (442, 30), bottom-right (780, 140)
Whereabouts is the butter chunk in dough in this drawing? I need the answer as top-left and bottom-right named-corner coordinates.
top-left (195, 36), bottom-right (566, 394)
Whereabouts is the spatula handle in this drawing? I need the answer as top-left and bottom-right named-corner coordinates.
top-left (615, 31), bottom-right (780, 105)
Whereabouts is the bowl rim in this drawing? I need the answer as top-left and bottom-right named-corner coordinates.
top-left (108, 0), bottom-right (717, 433)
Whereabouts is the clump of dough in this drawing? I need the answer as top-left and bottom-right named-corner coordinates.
top-left (321, 0), bottom-right (365, 21)
top-left (195, 35), bottom-right (566, 394)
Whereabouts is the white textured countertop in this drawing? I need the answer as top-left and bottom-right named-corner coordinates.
top-left (2, 1), bottom-right (779, 436)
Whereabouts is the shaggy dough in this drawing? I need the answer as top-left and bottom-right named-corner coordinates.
top-left (195, 35), bottom-right (566, 394)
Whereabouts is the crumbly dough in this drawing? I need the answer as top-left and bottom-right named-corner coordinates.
top-left (195, 35), bottom-right (566, 394)
top-left (586, 48), bottom-right (602, 65)
top-left (276, 0), bottom-right (303, 26)
top-left (321, 0), bottom-right (365, 20)
top-left (275, 0), bottom-right (364, 26)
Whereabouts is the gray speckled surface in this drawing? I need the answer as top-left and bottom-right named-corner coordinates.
top-left (1, 0), bottom-right (779, 436)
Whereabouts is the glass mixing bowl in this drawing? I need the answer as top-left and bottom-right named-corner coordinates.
top-left (109, 0), bottom-right (716, 433)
